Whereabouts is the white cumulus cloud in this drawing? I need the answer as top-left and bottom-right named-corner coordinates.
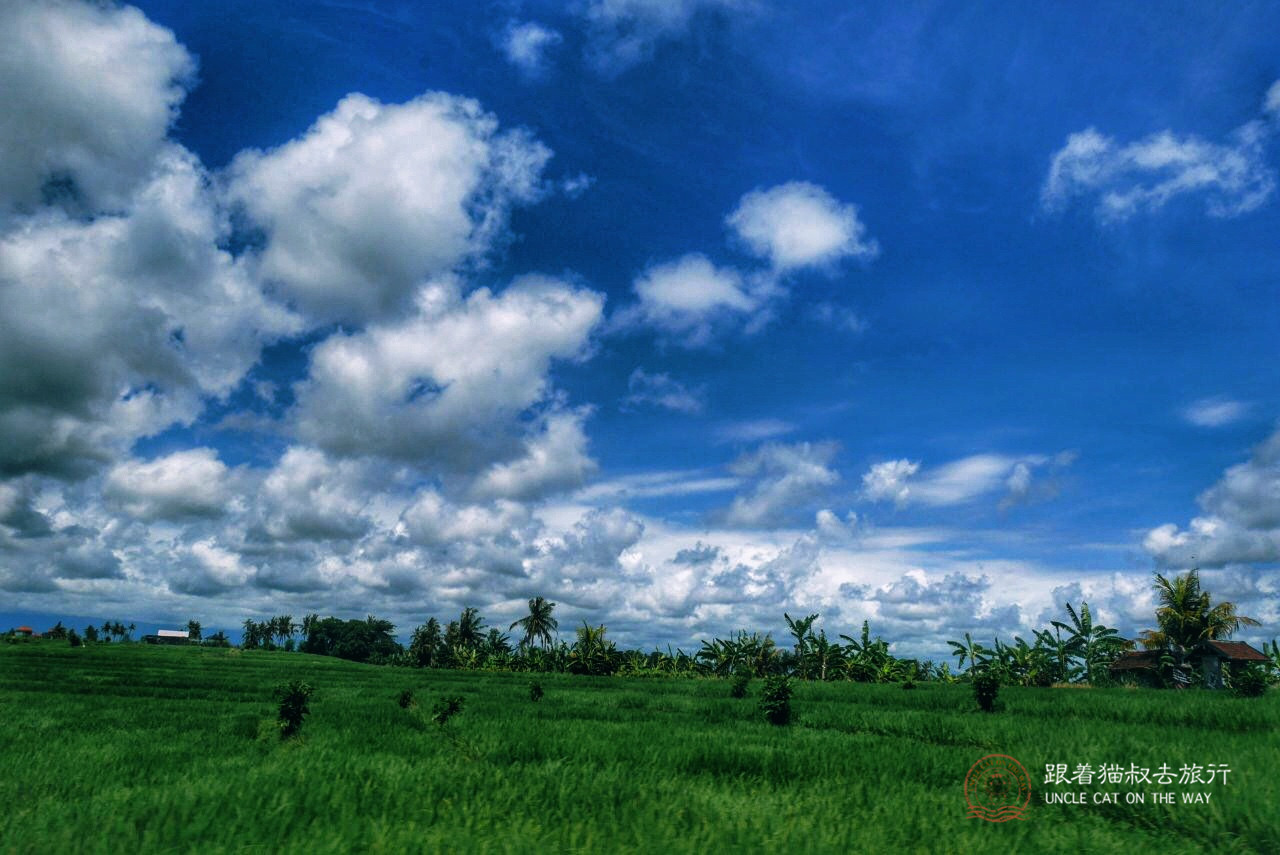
top-left (226, 92), bottom-right (552, 325)
top-left (625, 253), bottom-right (759, 347)
top-left (724, 442), bottom-right (840, 527)
top-left (292, 275), bottom-right (603, 470)
top-left (105, 449), bottom-right (232, 521)
top-left (0, 0), bottom-right (194, 218)
top-left (727, 181), bottom-right (879, 271)
top-left (1145, 428), bottom-right (1280, 567)
top-left (0, 147), bottom-right (297, 478)
top-left (471, 409), bottom-right (598, 500)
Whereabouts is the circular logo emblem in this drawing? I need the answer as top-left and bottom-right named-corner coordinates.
top-left (965, 754), bottom-right (1031, 822)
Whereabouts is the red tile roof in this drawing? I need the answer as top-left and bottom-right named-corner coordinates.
top-left (16, 626), bottom-right (33, 633)
top-left (1197, 641), bottom-right (1268, 662)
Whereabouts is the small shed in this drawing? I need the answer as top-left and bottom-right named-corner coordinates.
top-left (1109, 650), bottom-right (1166, 687)
top-left (1191, 640), bottom-right (1268, 690)
top-left (145, 629), bottom-right (191, 645)
top-left (14, 626), bottom-right (34, 638)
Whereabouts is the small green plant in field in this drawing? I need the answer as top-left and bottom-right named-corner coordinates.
top-left (1233, 665), bottom-right (1267, 698)
top-left (397, 688), bottom-right (415, 708)
top-left (729, 669), bottom-right (751, 699)
top-left (529, 680), bottom-right (544, 702)
top-left (274, 680), bottom-right (313, 739)
top-left (431, 695), bottom-right (464, 727)
top-left (973, 671), bottom-right (1000, 712)
top-left (759, 675), bottom-right (792, 725)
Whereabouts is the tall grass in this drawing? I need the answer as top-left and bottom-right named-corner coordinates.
top-left (1, 642), bottom-right (1276, 853)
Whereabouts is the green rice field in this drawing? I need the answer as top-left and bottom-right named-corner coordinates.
top-left (2, 641), bottom-right (1276, 853)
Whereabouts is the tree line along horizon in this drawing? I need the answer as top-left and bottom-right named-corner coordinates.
top-left (8, 570), bottom-right (1277, 690)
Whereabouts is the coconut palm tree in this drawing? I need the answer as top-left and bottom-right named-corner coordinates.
top-left (410, 618), bottom-right (442, 667)
top-left (1138, 569), bottom-right (1261, 651)
top-left (457, 607), bottom-right (485, 648)
top-left (510, 597), bottom-right (558, 649)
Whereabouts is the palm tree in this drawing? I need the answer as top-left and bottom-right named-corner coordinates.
top-left (273, 615), bottom-right (296, 647)
top-left (457, 607), bottom-right (485, 648)
top-left (409, 618), bottom-right (442, 668)
top-left (1138, 569), bottom-right (1261, 651)
top-left (510, 597), bottom-right (558, 649)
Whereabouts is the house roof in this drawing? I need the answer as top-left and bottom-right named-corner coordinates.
top-left (156, 629), bottom-right (189, 638)
top-left (16, 626), bottom-right (33, 632)
top-left (1194, 641), bottom-right (1268, 662)
top-left (1109, 651), bottom-right (1164, 671)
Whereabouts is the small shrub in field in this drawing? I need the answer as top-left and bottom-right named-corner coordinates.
top-left (729, 670), bottom-right (751, 699)
top-left (274, 680), bottom-right (313, 739)
top-left (973, 671), bottom-right (1000, 712)
top-left (759, 675), bottom-right (792, 725)
top-left (529, 680), bottom-right (544, 702)
top-left (1233, 665), bottom-right (1267, 698)
top-left (397, 689), bottom-right (415, 709)
top-left (68, 629), bottom-right (82, 648)
top-left (431, 695), bottom-right (464, 727)
top-left (901, 679), bottom-right (915, 690)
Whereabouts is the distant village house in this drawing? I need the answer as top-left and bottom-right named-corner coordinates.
top-left (143, 629), bottom-right (192, 645)
top-left (1110, 640), bottom-right (1268, 689)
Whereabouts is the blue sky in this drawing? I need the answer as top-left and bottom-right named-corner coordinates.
top-left (1, 0), bottom-right (1278, 658)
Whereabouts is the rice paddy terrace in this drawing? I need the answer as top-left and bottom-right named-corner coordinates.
top-left (2, 642), bottom-right (1276, 853)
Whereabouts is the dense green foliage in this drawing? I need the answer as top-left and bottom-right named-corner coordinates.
top-left (430, 695), bottom-right (465, 727)
top-left (1, 642), bottom-right (1278, 852)
top-left (729, 669), bottom-right (751, 699)
top-left (274, 679), bottom-right (313, 739)
top-left (1234, 665), bottom-right (1268, 699)
top-left (758, 675), bottom-right (793, 725)
top-left (178, 572), bottom-right (1269, 695)
top-left (973, 671), bottom-right (1000, 712)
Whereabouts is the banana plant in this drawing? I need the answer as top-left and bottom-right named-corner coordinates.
top-left (1052, 601), bottom-right (1128, 684)
top-left (946, 632), bottom-right (990, 673)
top-left (784, 612), bottom-right (819, 679)
top-left (804, 629), bottom-right (845, 681)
